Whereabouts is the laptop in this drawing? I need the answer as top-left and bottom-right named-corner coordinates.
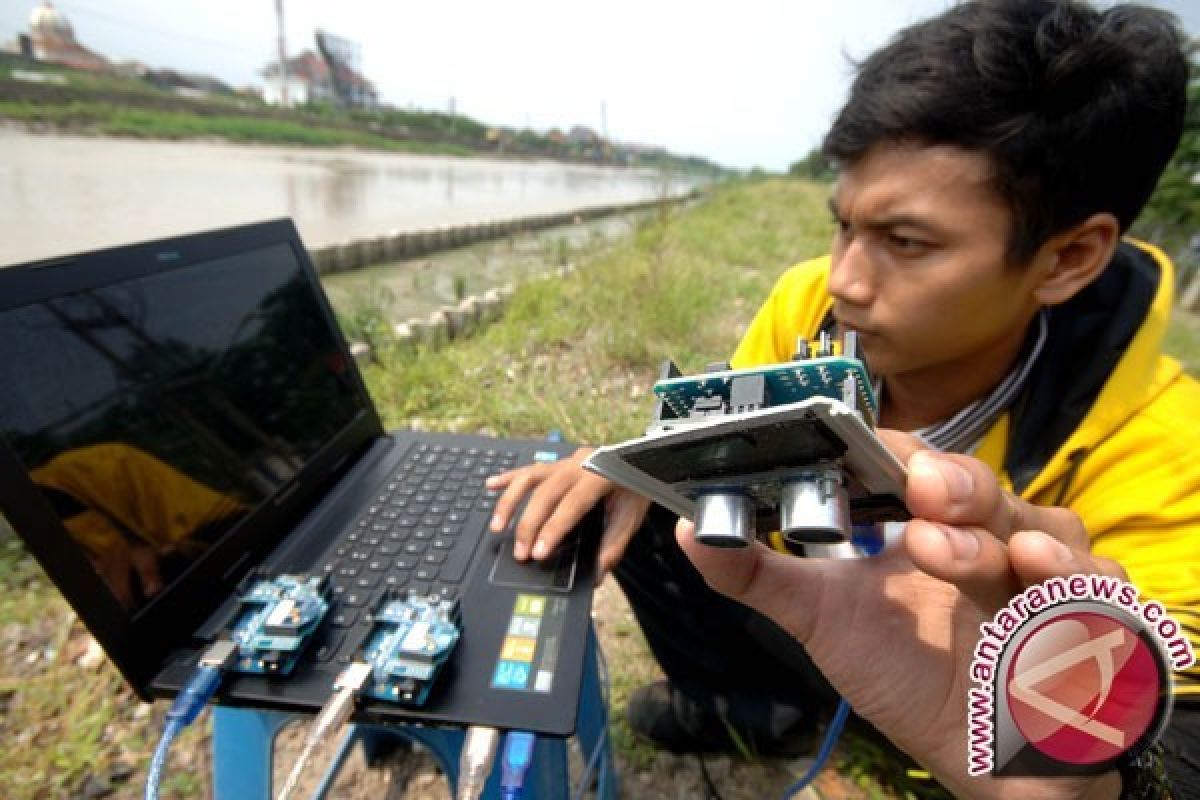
top-left (0, 219), bottom-right (599, 736)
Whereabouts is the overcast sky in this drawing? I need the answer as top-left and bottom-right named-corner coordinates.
top-left (3, 1), bottom-right (1198, 171)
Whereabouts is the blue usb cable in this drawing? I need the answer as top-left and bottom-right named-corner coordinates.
top-left (500, 730), bottom-right (537, 799)
top-left (144, 640), bottom-right (237, 800)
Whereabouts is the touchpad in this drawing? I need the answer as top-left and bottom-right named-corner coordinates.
top-left (488, 533), bottom-right (580, 592)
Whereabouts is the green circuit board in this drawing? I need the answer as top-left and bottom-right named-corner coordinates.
top-left (653, 356), bottom-right (877, 418)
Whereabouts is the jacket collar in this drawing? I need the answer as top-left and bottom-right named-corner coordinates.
top-left (1005, 239), bottom-right (1177, 495)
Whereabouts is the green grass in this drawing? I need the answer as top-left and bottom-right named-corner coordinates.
top-left (1165, 308), bottom-right (1200, 374)
top-left (0, 100), bottom-right (475, 156)
top-left (360, 179), bottom-right (834, 442)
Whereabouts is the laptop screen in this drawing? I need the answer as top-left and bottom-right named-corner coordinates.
top-left (0, 242), bottom-right (363, 615)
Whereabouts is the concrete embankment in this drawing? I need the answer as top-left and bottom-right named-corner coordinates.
top-left (307, 193), bottom-right (696, 275)
top-left (325, 192), bottom-right (700, 361)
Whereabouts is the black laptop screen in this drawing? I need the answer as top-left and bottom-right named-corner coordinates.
top-left (0, 243), bottom-right (363, 613)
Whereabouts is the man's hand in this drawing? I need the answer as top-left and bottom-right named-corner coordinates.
top-left (677, 432), bottom-right (1123, 800)
top-left (486, 447), bottom-right (650, 578)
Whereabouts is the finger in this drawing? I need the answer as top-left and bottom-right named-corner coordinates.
top-left (904, 519), bottom-right (1018, 613)
top-left (484, 467), bottom-right (519, 491)
top-left (905, 451), bottom-right (1088, 549)
top-left (130, 546), bottom-right (164, 599)
top-left (526, 473), bottom-right (613, 560)
top-left (675, 517), bottom-right (823, 645)
top-left (595, 493), bottom-right (651, 580)
top-left (876, 429), bottom-right (929, 463)
top-left (1007, 530), bottom-right (1127, 588)
top-left (488, 465), bottom-right (546, 535)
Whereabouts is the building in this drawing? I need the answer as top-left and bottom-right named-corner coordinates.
top-left (27, 1), bottom-right (107, 72)
top-left (262, 32), bottom-right (378, 109)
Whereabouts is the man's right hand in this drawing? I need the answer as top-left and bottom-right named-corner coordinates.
top-left (486, 447), bottom-right (651, 579)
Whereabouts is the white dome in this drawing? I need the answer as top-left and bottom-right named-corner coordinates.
top-left (30, 2), bottom-right (74, 38)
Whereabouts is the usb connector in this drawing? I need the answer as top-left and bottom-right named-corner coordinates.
top-left (198, 639), bottom-right (238, 670)
top-left (456, 725), bottom-right (501, 800)
top-left (500, 731), bottom-right (536, 799)
top-left (275, 661), bottom-right (373, 800)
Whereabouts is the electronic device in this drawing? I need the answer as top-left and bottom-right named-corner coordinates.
top-left (227, 573), bottom-right (331, 676)
top-left (0, 219), bottom-right (598, 735)
top-left (361, 592), bottom-right (462, 706)
top-left (585, 333), bottom-right (909, 549)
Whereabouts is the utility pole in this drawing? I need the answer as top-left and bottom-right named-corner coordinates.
top-left (274, 0), bottom-right (288, 107)
top-left (600, 100), bottom-right (608, 164)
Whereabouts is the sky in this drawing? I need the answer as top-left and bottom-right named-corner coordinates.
top-left (3, 0), bottom-right (1198, 171)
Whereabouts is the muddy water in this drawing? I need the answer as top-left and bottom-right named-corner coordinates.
top-left (0, 128), bottom-right (702, 265)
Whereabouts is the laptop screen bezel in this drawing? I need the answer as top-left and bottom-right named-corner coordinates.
top-left (0, 219), bottom-right (385, 694)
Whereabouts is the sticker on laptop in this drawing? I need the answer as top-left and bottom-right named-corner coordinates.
top-left (490, 592), bottom-right (567, 693)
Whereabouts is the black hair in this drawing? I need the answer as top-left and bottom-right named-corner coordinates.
top-left (822, 0), bottom-right (1189, 264)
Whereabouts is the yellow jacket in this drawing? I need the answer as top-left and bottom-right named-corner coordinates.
top-left (731, 241), bottom-right (1200, 698)
top-left (30, 442), bottom-right (243, 561)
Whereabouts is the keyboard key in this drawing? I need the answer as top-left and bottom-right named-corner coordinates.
top-left (332, 609), bottom-right (359, 628)
top-left (314, 633), bottom-right (344, 662)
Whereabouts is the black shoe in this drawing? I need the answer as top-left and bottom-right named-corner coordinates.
top-left (625, 680), bottom-right (816, 758)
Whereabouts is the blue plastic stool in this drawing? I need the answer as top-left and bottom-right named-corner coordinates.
top-left (212, 627), bottom-right (616, 800)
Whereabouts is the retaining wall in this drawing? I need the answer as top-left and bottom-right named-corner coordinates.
top-left (323, 192), bottom-right (700, 364)
top-left (1183, 269), bottom-right (1200, 313)
top-left (350, 264), bottom-right (577, 365)
top-left (308, 192), bottom-right (699, 275)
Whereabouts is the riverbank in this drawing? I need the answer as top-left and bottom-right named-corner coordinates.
top-left (0, 58), bottom-right (724, 177)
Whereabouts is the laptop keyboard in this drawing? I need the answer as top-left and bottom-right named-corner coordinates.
top-left (317, 442), bottom-right (519, 643)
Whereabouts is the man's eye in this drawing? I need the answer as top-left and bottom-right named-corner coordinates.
top-left (889, 234), bottom-right (928, 252)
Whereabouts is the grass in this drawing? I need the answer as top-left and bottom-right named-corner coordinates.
top-left (1166, 307), bottom-right (1200, 374)
top-left (0, 100), bottom-right (475, 156)
top-left (1, 177), bottom-right (1197, 798)
top-left (360, 179), bottom-right (833, 442)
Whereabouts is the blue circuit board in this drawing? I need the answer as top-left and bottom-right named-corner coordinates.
top-left (362, 594), bottom-right (461, 706)
top-left (653, 356), bottom-right (877, 419)
top-left (229, 574), bottom-right (330, 675)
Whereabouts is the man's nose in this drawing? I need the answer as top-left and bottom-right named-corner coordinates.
top-left (828, 236), bottom-right (874, 307)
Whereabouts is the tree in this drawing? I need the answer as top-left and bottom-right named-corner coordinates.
top-left (788, 148), bottom-right (835, 182)
top-left (1136, 72), bottom-right (1200, 247)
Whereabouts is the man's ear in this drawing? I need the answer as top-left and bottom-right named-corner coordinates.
top-left (1031, 213), bottom-right (1120, 306)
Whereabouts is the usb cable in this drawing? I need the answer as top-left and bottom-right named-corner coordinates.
top-left (500, 731), bottom-right (536, 799)
top-left (276, 661), bottom-right (374, 800)
top-left (144, 640), bottom-right (238, 800)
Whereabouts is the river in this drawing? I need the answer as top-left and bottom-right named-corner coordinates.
top-left (0, 128), bottom-right (702, 266)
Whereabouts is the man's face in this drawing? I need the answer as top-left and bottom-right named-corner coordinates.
top-left (828, 142), bottom-right (1044, 382)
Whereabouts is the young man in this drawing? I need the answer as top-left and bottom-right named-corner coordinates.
top-left (488, 0), bottom-right (1200, 795)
